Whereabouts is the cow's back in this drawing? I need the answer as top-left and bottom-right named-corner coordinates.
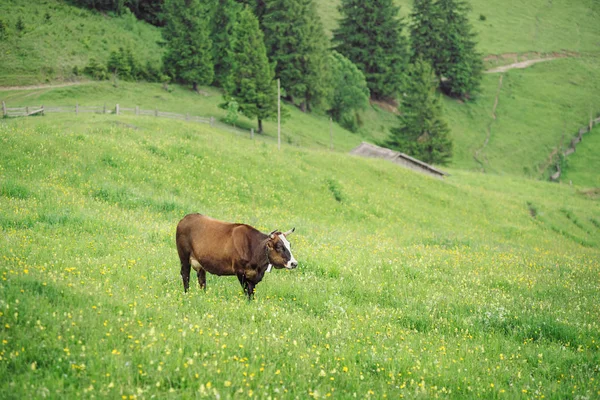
top-left (176, 213), bottom-right (243, 275)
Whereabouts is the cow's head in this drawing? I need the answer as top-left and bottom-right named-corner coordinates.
top-left (267, 228), bottom-right (298, 269)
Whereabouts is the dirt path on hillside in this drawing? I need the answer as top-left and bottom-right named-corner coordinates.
top-left (0, 81), bottom-right (87, 91)
top-left (484, 50), bottom-right (578, 73)
top-left (485, 58), bottom-right (559, 73)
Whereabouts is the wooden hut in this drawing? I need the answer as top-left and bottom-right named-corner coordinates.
top-left (349, 142), bottom-right (448, 179)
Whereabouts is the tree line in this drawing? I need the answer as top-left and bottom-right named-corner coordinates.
top-left (77, 0), bottom-right (483, 164)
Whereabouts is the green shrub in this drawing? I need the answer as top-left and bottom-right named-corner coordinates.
top-left (223, 100), bottom-right (239, 125)
top-left (326, 178), bottom-right (344, 202)
top-left (15, 16), bottom-right (25, 33)
top-left (0, 18), bottom-right (7, 38)
top-left (83, 57), bottom-right (109, 80)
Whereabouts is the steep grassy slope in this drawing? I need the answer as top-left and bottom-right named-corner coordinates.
top-left (0, 80), bottom-right (394, 152)
top-left (0, 0), bottom-right (163, 86)
top-left (316, 0), bottom-right (600, 56)
top-left (1, 115), bottom-right (599, 398)
top-left (444, 56), bottom-right (600, 177)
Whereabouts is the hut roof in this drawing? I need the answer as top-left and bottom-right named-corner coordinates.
top-left (349, 142), bottom-right (448, 179)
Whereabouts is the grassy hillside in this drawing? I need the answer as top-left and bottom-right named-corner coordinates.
top-left (0, 0), bottom-right (163, 86)
top-left (3, 55), bottom-right (598, 179)
top-left (1, 114), bottom-right (599, 398)
top-left (315, 0), bottom-right (600, 56)
top-left (2, 0), bottom-right (599, 180)
top-left (561, 124), bottom-right (600, 187)
top-left (0, 80), bottom-right (395, 152)
top-left (444, 56), bottom-right (600, 177)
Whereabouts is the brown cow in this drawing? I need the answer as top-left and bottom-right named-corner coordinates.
top-left (175, 213), bottom-right (297, 299)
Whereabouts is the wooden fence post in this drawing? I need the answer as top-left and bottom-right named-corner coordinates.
top-left (26, 106), bottom-right (29, 116)
top-left (76, 103), bottom-right (79, 115)
top-left (2, 101), bottom-right (6, 118)
top-left (155, 108), bottom-right (158, 117)
top-left (41, 105), bottom-right (44, 116)
top-left (210, 117), bottom-right (214, 127)
top-left (116, 104), bottom-right (120, 115)
top-left (135, 106), bottom-right (139, 115)
top-left (186, 113), bottom-right (189, 121)
top-left (251, 128), bottom-right (254, 139)
top-left (103, 103), bottom-right (106, 114)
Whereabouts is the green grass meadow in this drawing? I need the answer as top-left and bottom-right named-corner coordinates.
top-left (1, 0), bottom-right (600, 397)
top-left (444, 56), bottom-right (600, 177)
top-left (1, 114), bottom-right (599, 398)
top-left (0, 0), bottom-right (163, 86)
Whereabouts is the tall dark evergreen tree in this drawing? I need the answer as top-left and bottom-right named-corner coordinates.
top-left (210, 0), bottom-right (241, 87)
top-left (436, 0), bottom-right (483, 98)
top-left (411, 0), bottom-right (482, 98)
top-left (385, 58), bottom-right (452, 165)
top-left (262, 0), bottom-right (330, 112)
top-left (162, 0), bottom-right (214, 91)
top-left (410, 0), bottom-right (442, 65)
top-left (332, 0), bottom-right (409, 101)
top-left (227, 8), bottom-right (277, 133)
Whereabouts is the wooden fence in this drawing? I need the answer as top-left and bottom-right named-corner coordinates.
top-left (1, 101), bottom-right (215, 127)
top-left (548, 114), bottom-right (600, 181)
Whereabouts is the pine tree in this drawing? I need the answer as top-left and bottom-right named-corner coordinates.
top-left (236, 0), bottom-right (267, 23)
top-left (409, 0), bottom-right (442, 65)
top-left (434, 0), bottom-right (483, 98)
top-left (162, 0), bottom-right (214, 91)
top-left (328, 51), bottom-right (370, 132)
top-left (385, 58), bottom-right (452, 165)
top-left (227, 8), bottom-right (277, 133)
top-left (210, 0), bottom-right (241, 88)
top-left (262, 0), bottom-right (330, 112)
top-left (332, 0), bottom-right (409, 101)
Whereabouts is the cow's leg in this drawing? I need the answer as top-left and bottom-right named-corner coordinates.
top-left (197, 268), bottom-right (206, 290)
top-left (180, 263), bottom-right (191, 293)
top-left (237, 273), bottom-right (247, 291)
top-left (237, 273), bottom-right (250, 297)
top-left (246, 282), bottom-right (255, 300)
top-left (178, 250), bottom-right (191, 293)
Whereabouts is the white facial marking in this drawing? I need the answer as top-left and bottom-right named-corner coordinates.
top-left (279, 234), bottom-right (297, 269)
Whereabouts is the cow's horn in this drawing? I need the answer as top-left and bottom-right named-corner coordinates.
top-left (283, 227), bottom-right (295, 237)
top-left (269, 230), bottom-right (278, 239)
